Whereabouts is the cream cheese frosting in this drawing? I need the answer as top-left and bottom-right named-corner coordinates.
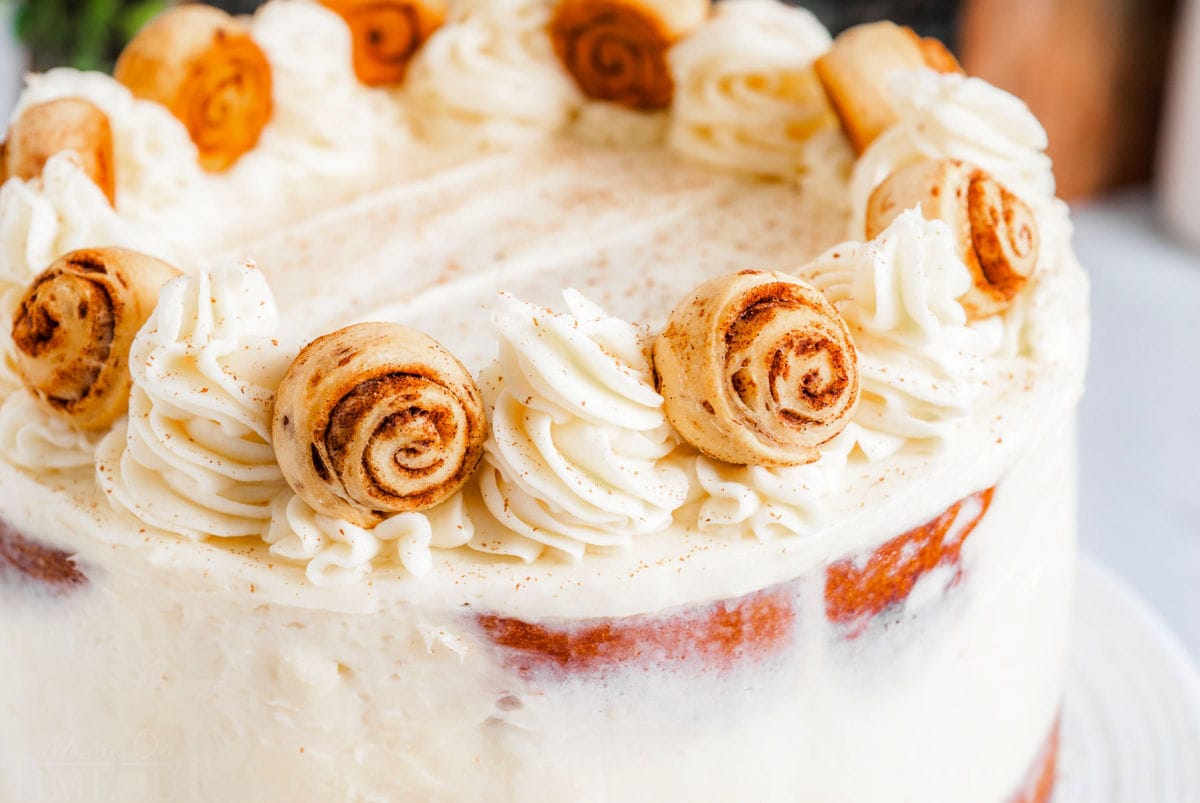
top-left (668, 0), bottom-right (833, 179)
top-left (0, 0), bottom-right (1087, 606)
top-left (95, 262), bottom-right (293, 540)
top-left (806, 209), bottom-right (1005, 458)
top-left (849, 68), bottom-right (1057, 236)
top-left (404, 0), bottom-right (581, 150)
top-left (477, 290), bottom-right (688, 561)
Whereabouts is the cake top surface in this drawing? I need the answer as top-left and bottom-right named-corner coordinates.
top-left (0, 0), bottom-right (1088, 617)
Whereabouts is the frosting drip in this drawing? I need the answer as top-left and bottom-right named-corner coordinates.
top-left (476, 290), bottom-right (688, 561)
top-left (95, 263), bottom-right (293, 539)
top-left (668, 0), bottom-right (833, 179)
top-left (805, 210), bottom-right (1003, 459)
top-left (404, 0), bottom-right (580, 149)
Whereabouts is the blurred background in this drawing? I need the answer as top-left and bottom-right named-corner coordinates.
top-left (0, 0), bottom-right (1196, 658)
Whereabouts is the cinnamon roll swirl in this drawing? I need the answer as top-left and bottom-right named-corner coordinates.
top-left (550, 0), bottom-right (710, 110)
top-left (866, 158), bottom-right (1040, 318)
top-left (653, 271), bottom-right (859, 467)
top-left (320, 0), bottom-right (447, 86)
top-left (815, 21), bottom-right (963, 153)
top-left (273, 322), bottom-right (487, 527)
top-left (114, 5), bottom-right (273, 172)
top-left (3, 98), bottom-right (116, 205)
top-left (11, 247), bottom-right (179, 431)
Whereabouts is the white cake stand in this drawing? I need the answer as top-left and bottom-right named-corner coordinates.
top-left (1058, 558), bottom-right (1200, 801)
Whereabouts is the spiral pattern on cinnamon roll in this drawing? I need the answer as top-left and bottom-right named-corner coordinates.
top-left (866, 158), bottom-right (1039, 319)
top-left (321, 0), bottom-right (447, 85)
top-left (114, 5), bottom-right (273, 172)
top-left (10, 248), bottom-right (179, 431)
top-left (550, 0), bottom-right (710, 110)
top-left (3, 98), bottom-right (116, 205)
top-left (273, 322), bottom-right (487, 527)
top-left (653, 271), bottom-right (859, 467)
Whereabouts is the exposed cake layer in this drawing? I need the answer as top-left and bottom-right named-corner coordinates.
top-left (0, 409), bottom-right (1075, 802)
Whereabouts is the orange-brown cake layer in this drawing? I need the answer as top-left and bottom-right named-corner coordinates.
top-left (1008, 715), bottom-right (1060, 803)
top-left (825, 487), bottom-right (995, 635)
top-left (477, 585), bottom-right (796, 675)
top-left (0, 518), bottom-right (87, 588)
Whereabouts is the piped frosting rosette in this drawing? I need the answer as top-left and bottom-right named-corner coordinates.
top-left (667, 0), bottom-right (834, 179)
top-left (0, 153), bottom-right (176, 393)
top-left (404, 0), bottom-right (582, 149)
top-left (96, 262), bottom-right (293, 540)
top-left (477, 290), bottom-right (689, 562)
top-left (848, 68), bottom-right (1056, 237)
top-left (804, 209), bottom-right (1005, 459)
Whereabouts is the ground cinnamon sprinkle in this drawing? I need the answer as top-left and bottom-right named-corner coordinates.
top-left (477, 585), bottom-right (796, 676)
top-left (824, 487), bottom-right (996, 635)
top-left (0, 517), bottom-right (87, 588)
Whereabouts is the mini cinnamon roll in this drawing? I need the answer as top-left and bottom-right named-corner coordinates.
top-left (320, 0), bottom-right (447, 85)
top-left (866, 159), bottom-right (1040, 318)
top-left (2, 98), bottom-right (116, 205)
top-left (11, 248), bottom-right (180, 430)
top-left (272, 322), bottom-right (487, 527)
top-left (815, 21), bottom-right (963, 153)
top-left (653, 271), bottom-right (859, 467)
top-left (550, 0), bottom-right (711, 110)
top-left (114, 5), bottom-right (273, 172)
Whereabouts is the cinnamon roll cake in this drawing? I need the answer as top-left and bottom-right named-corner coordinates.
top-left (0, 2), bottom-right (1087, 802)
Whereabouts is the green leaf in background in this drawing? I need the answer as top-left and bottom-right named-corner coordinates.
top-left (13, 0), bottom-right (168, 73)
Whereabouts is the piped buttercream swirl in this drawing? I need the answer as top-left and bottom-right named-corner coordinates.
top-left (668, 0), bottom-right (833, 179)
top-left (0, 390), bottom-right (98, 471)
top-left (95, 262), bottom-right (293, 539)
top-left (850, 68), bottom-right (1055, 237)
top-left (476, 290), bottom-right (688, 561)
top-left (804, 209), bottom-right (1003, 459)
top-left (404, 0), bottom-right (581, 149)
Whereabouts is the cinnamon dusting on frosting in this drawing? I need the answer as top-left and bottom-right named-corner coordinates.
top-left (866, 159), bottom-right (1040, 318)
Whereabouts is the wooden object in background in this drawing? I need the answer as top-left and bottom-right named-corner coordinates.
top-left (960, 0), bottom-right (1177, 200)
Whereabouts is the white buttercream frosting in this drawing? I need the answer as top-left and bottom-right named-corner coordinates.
top-left (265, 493), bottom-right (437, 586)
top-left (668, 0), bottom-right (833, 179)
top-left (805, 210), bottom-right (1004, 459)
top-left (404, 0), bottom-right (580, 150)
top-left (475, 290), bottom-right (688, 561)
top-left (14, 68), bottom-right (211, 238)
top-left (850, 69), bottom-right (1056, 236)
top-left (0, 154), bottom-right (176, 391)
top-left (0, 390), bottom-right (97, 470)
top-left (241, 1), bottom-right (410, 192)
top-left (95, 262), bottom-right (293, 540)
